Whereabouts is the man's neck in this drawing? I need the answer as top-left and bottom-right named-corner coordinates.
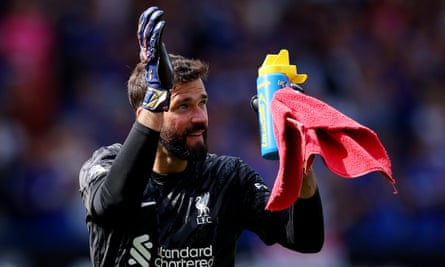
top-left (153, 149), bottom-right (188, 175)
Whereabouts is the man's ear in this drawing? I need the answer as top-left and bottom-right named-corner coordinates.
top-left (136, 106), bottom-right (143, 117)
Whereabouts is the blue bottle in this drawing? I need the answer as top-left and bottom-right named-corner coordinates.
top-left (256, 49), bottom-right (307, 160)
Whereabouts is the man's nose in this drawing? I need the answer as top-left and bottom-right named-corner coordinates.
top-left (191, 107), bottom-right (208, 124)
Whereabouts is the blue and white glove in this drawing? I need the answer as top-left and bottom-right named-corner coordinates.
top-left (137, 6), bottom-right (174, 112)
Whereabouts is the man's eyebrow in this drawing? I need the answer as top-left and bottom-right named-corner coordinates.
top-left (177, 94), bottom-right (208, 102)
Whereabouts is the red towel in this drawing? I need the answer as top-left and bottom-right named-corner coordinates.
top-left (266, 87), bottom-right (397, 211)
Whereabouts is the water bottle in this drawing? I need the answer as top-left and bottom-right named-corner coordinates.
top-left (256, 49), bottom-right (307, 160)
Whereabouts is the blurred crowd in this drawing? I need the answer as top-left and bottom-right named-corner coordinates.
top-left (0, 0), bottom-right (444, 266)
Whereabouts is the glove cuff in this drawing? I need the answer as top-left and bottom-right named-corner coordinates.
top-left (143, 87), bottom-right (170, 112)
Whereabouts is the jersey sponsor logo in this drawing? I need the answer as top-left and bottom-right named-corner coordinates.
top-left (128, 234), bottom-right (154, 267)
top-left (156, 245), bottom-right (214, 266)
top-left (195, 192), bottom-right (212, 225)
top-left (128, 234), bottom-right (214, 267)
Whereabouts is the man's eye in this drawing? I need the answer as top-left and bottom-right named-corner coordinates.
top-left (178, 104), bottom-right (188, 110)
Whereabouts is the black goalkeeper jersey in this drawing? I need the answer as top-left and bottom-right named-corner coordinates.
top-left (79, 122), bottom-right (324, 267)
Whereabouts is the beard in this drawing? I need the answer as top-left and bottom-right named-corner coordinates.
top-left (159, 123), bottom-right (208, 161)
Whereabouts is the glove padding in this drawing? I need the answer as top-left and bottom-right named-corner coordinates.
top-left (250, 82), bottom-right (304, 113)
top-left (137, 6), bottom-right (174, 112)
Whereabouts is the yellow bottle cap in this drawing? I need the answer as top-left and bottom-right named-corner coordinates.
top-left (258, 49), bottom-right (307, 84)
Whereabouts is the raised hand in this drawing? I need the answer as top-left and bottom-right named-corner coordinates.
top-left (137, 6), bottom-right (174, 112)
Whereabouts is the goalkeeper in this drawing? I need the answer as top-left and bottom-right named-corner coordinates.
top-left (79, 6), bottom-right (324, 267)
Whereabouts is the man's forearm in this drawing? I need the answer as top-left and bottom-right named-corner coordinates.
top-left (92, 122), bottom-right (159, 217)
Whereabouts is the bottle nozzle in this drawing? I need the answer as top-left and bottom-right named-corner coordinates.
top-left (258, 49), bottom-right (307, 84)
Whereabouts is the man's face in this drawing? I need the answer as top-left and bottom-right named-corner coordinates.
top-left (160, 79), bottom-right (208, 160)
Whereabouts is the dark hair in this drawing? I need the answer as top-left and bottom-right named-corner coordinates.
top-left (127, 54), bottom-right (209, 111)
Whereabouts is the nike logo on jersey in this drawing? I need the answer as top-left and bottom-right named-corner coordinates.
top-left (141, 201), bottom-right (156, 207)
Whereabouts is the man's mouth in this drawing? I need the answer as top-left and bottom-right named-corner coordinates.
top-left (187, 131), bottom-right (205, 142)
top-left (186, 128), bottom-right (206, 144)
top-left (188, 130), bottom-right (205, 137)
top-left (185, 124), bottom-right (207, 136)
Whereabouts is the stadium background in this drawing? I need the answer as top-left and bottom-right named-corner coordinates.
top-left (0, 0), bottom-right (444, 266)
